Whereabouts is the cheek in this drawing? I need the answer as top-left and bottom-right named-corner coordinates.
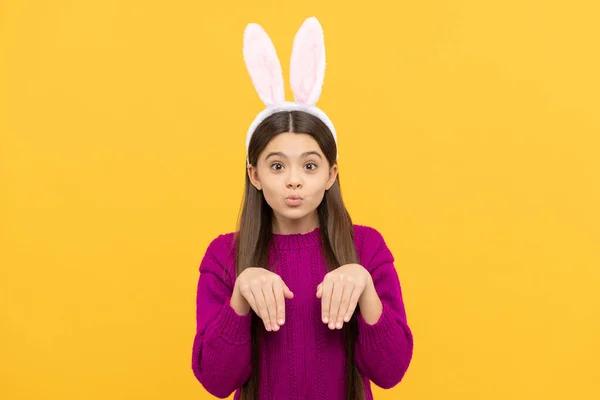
top-left (260, 183), bottom-right (281, 204)
top-left (312, 190), bottom-right (327, 205)
top-left (303, 185), bottom-right (327, 205)
top-left (308, 176), bottom-right (330, 194)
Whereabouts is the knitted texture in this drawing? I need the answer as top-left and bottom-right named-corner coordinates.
top-left (191, 224), bottom-right (414, 399)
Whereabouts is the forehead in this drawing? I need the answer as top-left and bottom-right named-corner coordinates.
top-left (263, 132), bottom-right (322, 156)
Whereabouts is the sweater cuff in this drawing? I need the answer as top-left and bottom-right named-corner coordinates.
top-left (213, 298), bottom-right (252, 345)
top-left (356, 303), bottom-right (400, 351)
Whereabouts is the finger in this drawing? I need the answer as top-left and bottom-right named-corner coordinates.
top-left (251, 284), bottom-right (270, 331)
top-left (262, 283), bottom-right (278, 331)
top-left (321, 277), bottom-right (334, 324)
top-left (336, 282), bottom-right (355, 329)
top-left (328, 279), bottom-right (343, 329)
top-left (345, 288), bottom-right (362, 323)
top-left (283, 282), bottom-right (294, 299)
top-left (316, 283), bottom-right (322, 298)
top-left (272, 278), bottom-right (286, 326)
top-left (240, 285), bottom-right (259, 315)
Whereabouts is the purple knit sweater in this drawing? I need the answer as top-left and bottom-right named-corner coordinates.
top-left (191, 224), bottom-right (413, 399)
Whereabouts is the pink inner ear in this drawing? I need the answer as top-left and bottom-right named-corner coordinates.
top-left (290, 18), bottom-right (325, 105)
top-left (243, 24), bottom-right (285, 106)
top-left (293, 43), bottom-right (318, 103)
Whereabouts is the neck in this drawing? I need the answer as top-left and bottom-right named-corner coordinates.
top-left (272, 213), bottom-right (319, 235)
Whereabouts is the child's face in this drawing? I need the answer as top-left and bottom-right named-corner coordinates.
top-left (248, 132), bottom-right (337, 229)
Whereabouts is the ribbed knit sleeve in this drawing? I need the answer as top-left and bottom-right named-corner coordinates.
top-left (355, 227), bottom-right (414, 389)
top-left (191, 235), bottom-right (252, 398)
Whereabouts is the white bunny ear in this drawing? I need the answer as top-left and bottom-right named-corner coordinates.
top-left (290, 17), bottom-right (326, 106)
top-left (243, 23), bottom-right (285, 107)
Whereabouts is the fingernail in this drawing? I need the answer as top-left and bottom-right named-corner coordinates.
top-left (272, 324), bottom-right (279, 331)
top-left (328, 322), bottom-right (334, 329)
top-left (344, 315), bottom-right (350, 322)
top-left (323, 317), bottom-right (328, 323)
top-left (278, 319), bottom-right (284, 325)
top-left (266, 324), bottom-right (271, 331)
top-left (336, 321), bottom-right (343, 329)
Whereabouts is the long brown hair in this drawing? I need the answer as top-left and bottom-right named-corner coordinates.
top-left (234, 110), bottom-right (365, 400)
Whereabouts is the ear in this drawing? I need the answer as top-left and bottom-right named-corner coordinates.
top-left (326, 163), bottom-right (338, 190)
top-left (247, 164), bottom-right (262, 191)
top-left (289, 17), bottom-right (326, 106)
top-left (243, 23), bottom-right (286, 107)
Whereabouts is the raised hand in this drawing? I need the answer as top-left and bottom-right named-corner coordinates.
top-left (233, 267), bottom-right (294, 332)
top-left (316, 263), bottom-right (371, 330)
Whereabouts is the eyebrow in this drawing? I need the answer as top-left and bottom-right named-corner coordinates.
top-left (265, 151), bottom-right (323, 160)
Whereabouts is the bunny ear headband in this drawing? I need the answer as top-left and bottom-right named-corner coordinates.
top-left (243, 16), bottom-right (337, 166)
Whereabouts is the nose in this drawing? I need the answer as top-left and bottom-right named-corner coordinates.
top-left (286, 169), bottom-right (302, 189)
top-left (286, 180), bottom-right (302, 189)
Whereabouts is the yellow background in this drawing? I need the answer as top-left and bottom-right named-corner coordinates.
top-left (1, 0), bottom-right (599, 399)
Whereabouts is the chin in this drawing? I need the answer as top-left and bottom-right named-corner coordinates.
top-left (280, 209), bottom-right (308, 218)
top-left (276, 206), bottom-right (312, 219)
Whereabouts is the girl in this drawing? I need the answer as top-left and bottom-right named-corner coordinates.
top-left (191, 17), bottom-right (413, 400)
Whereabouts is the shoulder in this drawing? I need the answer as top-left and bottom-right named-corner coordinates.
top-left (201, 231), bottom-right (237, 288)
top-left (352, 224), bottom-right (385, 246)
top-left (352, 223), bottom-right (388, 254)
top-left (352, 224), bottom-right (394, 272)
top-left (205, 231), bottom-right (236, 257)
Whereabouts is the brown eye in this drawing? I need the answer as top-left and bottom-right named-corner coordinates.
top-left (270, 163), bottom-right (283, 170)
top-left (305, 163), bottom-right (317, 170)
